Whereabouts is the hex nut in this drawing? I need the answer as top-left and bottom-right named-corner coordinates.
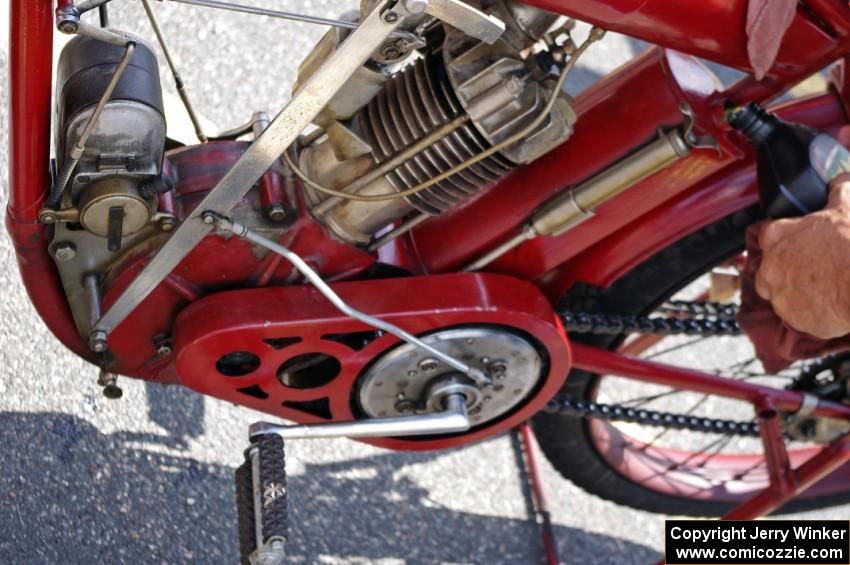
top-left (53, 242), bottom-right (77, 262)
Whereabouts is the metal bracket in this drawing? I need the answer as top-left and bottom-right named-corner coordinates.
top-left (88, 0), bottom-right (406, 350)
top-left (419, 0), bottom-right (505, 44)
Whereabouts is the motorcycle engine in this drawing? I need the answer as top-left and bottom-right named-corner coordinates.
top-left (298, 0), bottom-right (576, 243)
top-left (46, 0), bottom-right (575, 443)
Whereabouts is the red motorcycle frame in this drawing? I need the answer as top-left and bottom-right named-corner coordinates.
top-left (10, 0), bottom-right (850, 525)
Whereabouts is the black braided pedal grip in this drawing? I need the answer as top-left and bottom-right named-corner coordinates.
top-left (254, 434), bottom-right (288, 544)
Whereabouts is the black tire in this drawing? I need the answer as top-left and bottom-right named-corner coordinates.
top-left (532, 206), bottom-right (850, 516)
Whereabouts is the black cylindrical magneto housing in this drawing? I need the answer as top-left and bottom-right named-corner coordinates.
top-left (56, 34), bottom-right (166, 177)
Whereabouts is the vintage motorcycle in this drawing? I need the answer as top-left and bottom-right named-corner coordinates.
top-left (10, 0), bottom-right (850, 562)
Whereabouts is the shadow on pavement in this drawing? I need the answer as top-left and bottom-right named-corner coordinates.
top-left (145, 382), bottom-right (205, 446)
top-left (0, 412), bottom-right (660, 564)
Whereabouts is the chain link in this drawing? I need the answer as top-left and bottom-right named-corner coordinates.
top-left (550, 301), bottom-right (759, 436)
top-left (544, 396), bottom-right (760, 436)
top-left (560, 303), bottom-right (741, 337)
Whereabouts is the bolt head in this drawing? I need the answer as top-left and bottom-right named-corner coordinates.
top-left (58, 21), bottom-right (78, 34)
top-left (267, 204), bottom-right (287, 223)
top-left (381, 46), bottom-right (402, 60)
top-left (53, 242), bottom-right (77, 262)
top-left (383, 11), bottom-right (399, 23)
top-left (418, 358), bottom-right (439, 372)
top-left (40, 210), bottom-right (58, 225)
top-left (89, 331), bottom-right (108, 353)
top-left (395, 399), bottom-right (416, 414)
top-left (403, 0), bottom-right (428, 14)
top-left (201, 211), bottom-right (216, 225)
top-left (159, 217), bottom-right (178, 232)
top-left (156, 344), bottom-right (173, 356)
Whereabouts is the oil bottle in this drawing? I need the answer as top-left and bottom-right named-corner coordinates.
top-left (728, 102), bottom-right (850, 218)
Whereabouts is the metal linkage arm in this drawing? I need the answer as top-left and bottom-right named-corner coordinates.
top-left (207, 212), bottom-right (491, 386)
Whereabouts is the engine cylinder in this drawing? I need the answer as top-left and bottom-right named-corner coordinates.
top-left (360, 55), bottom-right (515, 215)
top-left (302, 6), bottom-right (576, 246)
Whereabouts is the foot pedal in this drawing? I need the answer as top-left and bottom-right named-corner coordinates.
top-left (234, 389), bottom-right (472, 562)
top-left (235, 434), bottom-right (288, 565)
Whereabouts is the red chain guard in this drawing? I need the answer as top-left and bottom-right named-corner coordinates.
top-left (173, 273), bottom-right (570, 450)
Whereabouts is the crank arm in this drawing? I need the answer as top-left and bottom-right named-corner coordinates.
top-left (250, 393), bottom-right (470, 440)
top-left (234, 396), bottom-right (468, 565)
top-left (88, 0), bottom-right (406, 349)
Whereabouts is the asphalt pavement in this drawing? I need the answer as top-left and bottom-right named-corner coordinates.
top-left (1, 1), bottom-right (847, 564)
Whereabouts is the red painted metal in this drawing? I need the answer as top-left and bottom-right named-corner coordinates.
top-left (99, 141), bottom-right (376, 382)
top-left (757, 407), bottom-right (797, 498)
top-left (9, 0), bottom-right (850, 516)
top-left (724, 437), bottom-right (850, 520)
top-left (570, 343), bottom-right (850, 421)
top-left (259, 170), bottom-right (285, 216)
top-left (173, 273), bottom-right (570, 450)
top-left (516, 0), bottom-right (836, 81)
top-left (6, 0), bottom-right (93, 360)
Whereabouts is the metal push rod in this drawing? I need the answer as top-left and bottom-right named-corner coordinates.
top-left (141, 0), bottom-right (207, 142)
top-left (207, 212), bottom-right (491, 386)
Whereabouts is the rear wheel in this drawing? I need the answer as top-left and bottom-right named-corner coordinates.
top-left (533, 206), bottom-right (850, 516)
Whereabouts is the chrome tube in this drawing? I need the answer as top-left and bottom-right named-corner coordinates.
top-left (463, 128), bottom-right (691, 271)
top-left (367, 213), bottom-right (430, 251)
top-left (249, 393), bottom-right (469, 439)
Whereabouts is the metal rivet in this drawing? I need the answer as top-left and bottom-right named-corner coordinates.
top-left (383, 11), bottom-right (399, 23)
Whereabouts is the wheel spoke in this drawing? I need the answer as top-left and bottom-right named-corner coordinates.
top-left (645, 336), bottom-right (709, 360)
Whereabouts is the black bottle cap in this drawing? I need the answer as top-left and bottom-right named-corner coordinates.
top-left (728, 102), bottom-right (777, 146)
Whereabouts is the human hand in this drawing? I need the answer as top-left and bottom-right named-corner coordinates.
top-left (755, 173), bottom-right (850, 339)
